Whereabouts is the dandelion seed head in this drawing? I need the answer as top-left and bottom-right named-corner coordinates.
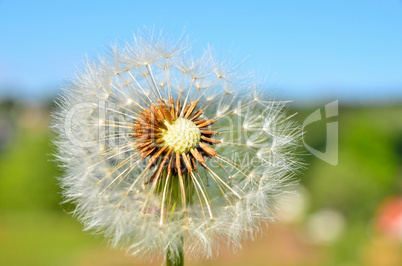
top-left (52, 29), bottom-right (303, 261)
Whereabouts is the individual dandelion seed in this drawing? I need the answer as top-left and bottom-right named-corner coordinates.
top-left (52, 29), bottom-right (303, 265)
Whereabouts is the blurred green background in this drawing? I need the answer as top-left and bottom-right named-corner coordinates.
top-left (0, 99), bottom-right (401, 266)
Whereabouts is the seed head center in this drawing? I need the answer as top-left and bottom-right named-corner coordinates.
top-left (161, 118), bottom-right (201, 153)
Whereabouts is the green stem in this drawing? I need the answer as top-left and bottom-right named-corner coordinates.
top-left (166, 235), bottom-right (184, 266)
top-left (159, 172), bottom-right (192, 266)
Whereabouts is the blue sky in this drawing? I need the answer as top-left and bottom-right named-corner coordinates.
top-left (0, 0), bottom-right (401, 102)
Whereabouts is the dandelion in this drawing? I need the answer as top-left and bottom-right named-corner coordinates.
top-left (53, 30), bottom-right (302, 265)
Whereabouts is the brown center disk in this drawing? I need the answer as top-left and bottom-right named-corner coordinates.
top-left (132, 97), bottom-right (221, 183)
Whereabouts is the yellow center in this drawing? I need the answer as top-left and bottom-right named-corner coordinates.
top-left (161, 118), bottom-right (201, 153)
